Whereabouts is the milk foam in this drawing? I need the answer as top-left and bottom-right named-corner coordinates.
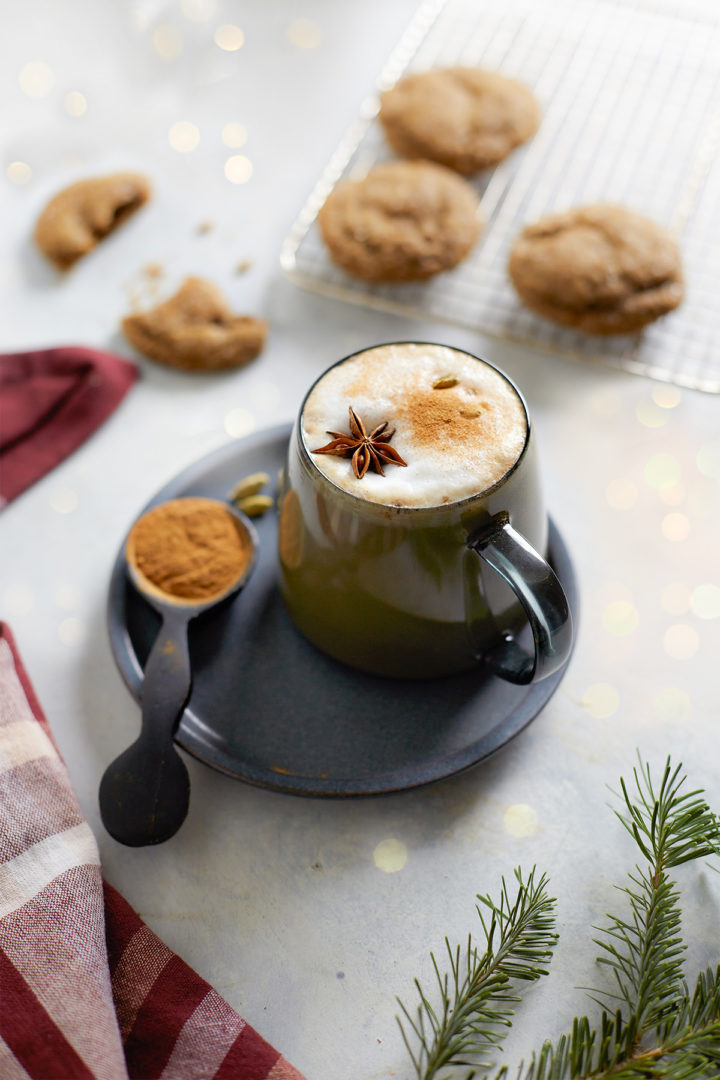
top-left (301, 344), bottom-right (527, 508)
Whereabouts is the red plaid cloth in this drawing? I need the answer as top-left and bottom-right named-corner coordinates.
top-left (0, 347), bottom-right (137, 507)
top-left (0, 624), bottom-right (305, 1080)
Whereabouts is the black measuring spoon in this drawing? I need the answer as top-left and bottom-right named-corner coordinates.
top-left (99, 501), bottom-right (258, 847)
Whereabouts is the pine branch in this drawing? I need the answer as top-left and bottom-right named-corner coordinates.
top-left (611, 755), bottom-right (720, 871)
top-left (591, 866), bottom-right (685, 1041)
top-left (509, 1012), bottom-right (630, 1080)
top-left (590, 755), bottom-right (720, 1042)
top-left (396, 866), bottom-right (558, 1080)
top-left (685, 966), bottom-right (720, 1031)
top-left (499, 759), bottom-right (720, 1080)
top-left (399, 757), bottom-right (720, 1080)
top-left (515, 1017), bottom-right (720, 1079)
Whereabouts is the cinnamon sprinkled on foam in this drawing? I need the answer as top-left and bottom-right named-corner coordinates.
top-left (302, 344), bottom-right (526, 508)
top-left (396, 385), bottom-right (491, 453)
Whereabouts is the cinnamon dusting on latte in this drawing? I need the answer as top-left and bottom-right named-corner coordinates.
top-left (302, 343), bottom-right (526, 507)
top-left (396, 385), bottom-right (492, 455)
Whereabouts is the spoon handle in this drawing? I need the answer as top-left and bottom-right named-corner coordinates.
top-left (100, 610), bottom-right (192, 846)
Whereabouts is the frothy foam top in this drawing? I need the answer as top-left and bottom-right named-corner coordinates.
top-left (301, 344), bottom-right (527, 508)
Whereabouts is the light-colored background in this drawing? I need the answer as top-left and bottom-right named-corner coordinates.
top-left (2, 2), bottom-right (719, 1078)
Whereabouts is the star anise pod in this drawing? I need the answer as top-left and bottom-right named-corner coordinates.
top-left (312, 406), bottom-right (408, 480)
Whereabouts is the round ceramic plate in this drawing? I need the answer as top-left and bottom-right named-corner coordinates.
top-left (107, 423), bottom-right (579, 797)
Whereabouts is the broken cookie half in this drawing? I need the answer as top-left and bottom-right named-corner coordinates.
top-left (35, 172), bottom-right (151, 270)
top-left (121, 277), bottom-right (267, 371)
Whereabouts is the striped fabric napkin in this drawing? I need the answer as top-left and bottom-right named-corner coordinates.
top-left (0, 623), bottom-right (305, 1080)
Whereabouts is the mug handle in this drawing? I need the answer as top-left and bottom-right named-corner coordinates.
top-left (466, 513), bottom-right (573, 685)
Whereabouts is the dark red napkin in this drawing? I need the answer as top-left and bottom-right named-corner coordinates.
top-left (0, 347), bottom-right (137, 507)
top-left (0, 623), bottom-right (306, 1080)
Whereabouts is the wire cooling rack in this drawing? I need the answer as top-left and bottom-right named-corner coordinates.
top-left (280, 0), bottom-right (720, 393)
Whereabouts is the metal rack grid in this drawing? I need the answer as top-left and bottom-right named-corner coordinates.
top-left (280, 0), bottom-right (720, 393)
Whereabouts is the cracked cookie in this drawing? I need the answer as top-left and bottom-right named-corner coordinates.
top-left (121, 277), bottom-right (267, 371)
top-left (318, 160), bottom-right (481, 282)
top-left (35, 172), bottom-right (151, 269)
top-left (379, 68), bottom-right (540, 174)
top-left (508, 205), bottom-right (684, 335)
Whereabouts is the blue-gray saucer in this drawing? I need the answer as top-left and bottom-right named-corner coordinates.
top-left (107, 424), bottom-right (578, 797)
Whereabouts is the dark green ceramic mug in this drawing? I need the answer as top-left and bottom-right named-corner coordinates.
top-left (278, 343), bottom-right (572, 683)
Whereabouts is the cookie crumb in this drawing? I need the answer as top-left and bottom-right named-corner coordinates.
top-left (125, 284), bottom-right (143, 314)
top-left (196, 221), bottom-right (214, 235)
top-left (235, 258), bottom-right (253, 274)
top-left (142, 262), bottom-right (164, 280)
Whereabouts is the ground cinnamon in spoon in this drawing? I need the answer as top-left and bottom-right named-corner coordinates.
top-left (126, 497), bottom-right (253, 602)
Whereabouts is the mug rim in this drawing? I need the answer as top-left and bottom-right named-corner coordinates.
top-left (296, 341), bottom-right (532, 514)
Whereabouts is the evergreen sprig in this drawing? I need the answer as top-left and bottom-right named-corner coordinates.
top-left (397, 756), bottom-right (720, 1080)
top-left (397, 867), bottom-right (558, 1079)
top-left (613, 756), bottom-right (720, 871)
top-left (588, 756), bottom-right (715, 1044)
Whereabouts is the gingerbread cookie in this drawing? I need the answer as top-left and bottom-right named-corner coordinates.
top-left (35, 173), bottom-right (151, 269)
top-left (318, 160), bottom-right (481, 282)
top-left (121, 277), bottom-right (267, 371)
top-left (508, 205), bottom-right (684, 335)
top-left (379, 68), bottom-right (540, 174)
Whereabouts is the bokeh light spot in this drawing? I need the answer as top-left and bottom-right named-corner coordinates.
top-left (19, 61), bottom-right (54, 98)
top-left (503, 804), bottom-right (539, 838)
top-left (287, 18), bottom-right (323, 49)
top-left (635, 400), bottom-right (668, 428)
top-left (582, 682), bottom-right (620, 719)
top-left (63, 91), bottom-right (87, 117)
top-left (49, 487), bottom-right (79, 514)
top-left (214, 24), bottom-right (245, 50)
top-left (7, 161), bottom-right (32, 185)
top-left (603, 601), bottom-right (639, 636)
top-left (652, 687), bottom-right (691, 724)
top-left (661, 582), bottom-right (690, 616)
top-left (644, 453), bottom-right (681, 490)
top-left (663, 624), bottom-right (699, 660)
top-left (690, 584), bottom-right (720, 620)
top-left (225, 408), bottom-right (255, 439)
top-left (661, 512), bottom-right (690, 542)
top-left (221, 122), bottom-right (247, 148)
top-left (651, 385), bottom-right (682, 409)
top-left (224, 154), bottom-right (253, 183)
top-left (373, 838), bottom-right (408, 872)
top-left (153, 24), bottom-right (183, 59)
top-left (169, 121), bottom-right (200, 152)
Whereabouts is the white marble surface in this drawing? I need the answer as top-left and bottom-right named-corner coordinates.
top-left (2, 3), bottom-right (720, 1078)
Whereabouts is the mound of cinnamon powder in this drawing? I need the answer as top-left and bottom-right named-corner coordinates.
top-left (126, 497), bottom-right (253, 602)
